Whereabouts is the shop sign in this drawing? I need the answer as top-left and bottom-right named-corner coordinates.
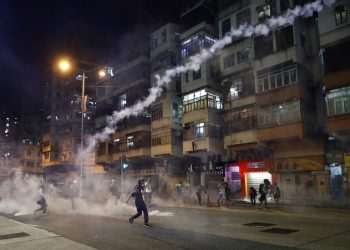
top-left (247, 162), bottom-right (265, 168)
top-left (274, 156), bottom-right (323, 172)
top-left (344, 153), bottom-right (350, 168)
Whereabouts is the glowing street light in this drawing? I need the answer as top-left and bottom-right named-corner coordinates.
top-left (58, 59), bottom-right (70, 72)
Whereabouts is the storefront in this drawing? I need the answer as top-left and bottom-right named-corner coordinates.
top-left (274, 155), bottom-right (329, 204)
top-left (226, 160), bottom-right (273, 198)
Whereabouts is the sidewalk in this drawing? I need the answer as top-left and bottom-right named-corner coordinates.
top-left (0, 215), bottom-right (96, 250)
top-left (161, 197), bottom-right (350, 216)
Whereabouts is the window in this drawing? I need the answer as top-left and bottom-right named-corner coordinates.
top-left (172, 103), bottom-right (179, 118)
top-left (236, 8), bottom-right (251, 28)
top-left (257, 5), bottom-right (270, 22)
top-left (193, 122), bottom-right (205, 138)
top-left (193, 68), bottom-right (201, 80)
top-left (183, 89), bottom-right (222, 113)
top-left (326, 86), bottom-right (350, 116)
top-left (257, 63), bottom-right (297, 93)
top-left (228, 78), bottom-right (242, 101)
top-left (224, 54), bottom-right (235, 69)
top-left (237, 48), bottom-right (249, 63)
top-left (221, 18), bottom-right (231, 37)
top-left (26, 150), bottom-right (32, 156)
top-left (127, 135), bottom-right (134, 149)
top-left (225, 104), bottom-right (257, 134)
top-left (181, 34), bottom-right (216, 59)
top-left (275, 25), bottom-right (294, 51)
top-left (335, 5), bottom-right (347, 26)
top-left (118, 93), bottom-right (127, 110)
top-left (280, 0), bottom-right (290, 12)
top-left (152, 103), bottom-right (163, 121)
top-left (152, 137), bottom-right (162, 146)
top-left (44, 152), bottom-right (49, 160)
top-left (254, 33), bottom-right (273, 59)
top-left (258, 100), bottom-right (301, 126)
top-left (184, 72), bottom-right (189, 83)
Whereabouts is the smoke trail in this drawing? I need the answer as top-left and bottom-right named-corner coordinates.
top-left (83, 0), bottom-right (335, 165)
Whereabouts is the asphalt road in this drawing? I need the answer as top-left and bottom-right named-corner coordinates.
top-left (3, 204), bottom-right (350, 250)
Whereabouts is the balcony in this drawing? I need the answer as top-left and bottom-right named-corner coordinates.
top-left (257, 100), bottom-right (317, 141)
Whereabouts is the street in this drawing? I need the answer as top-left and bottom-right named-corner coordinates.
top-left (2, 203), bottom-right (350, 250)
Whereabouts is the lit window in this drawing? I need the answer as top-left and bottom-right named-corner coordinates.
top-left (193, 122), bottom-right (205, 138)
top-left (118, 93), bottom-right (127, 110)
top-left (257, 5), bottom-right (270, 21)
top-left (326, 86), bottom-right (350, 116)
top-left (335, 5), bottom-right (347, 26)
top-left (228, 78), bottom-right (243, 101)
top-left (127, 135), bottom-right (134, 149)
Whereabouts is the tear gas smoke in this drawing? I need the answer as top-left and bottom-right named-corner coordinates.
top-left (0, 0), bottom-right (335, 218)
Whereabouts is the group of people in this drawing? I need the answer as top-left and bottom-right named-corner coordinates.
top-left (195, 181), bottom-right (233, 207)
top-left (249, 179), bottom-right (281, 210)
top-left (195, 179), bottom-right (282, 210)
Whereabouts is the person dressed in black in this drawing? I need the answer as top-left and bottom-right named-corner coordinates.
top-left (128, 179), bottom-right (150, 227)
top-left (249, 186), bottom-right (257, 205)
top-left (257, 179), bottom-right (271, 210)
top-left (35, 194), bottom-right (47, 216)
top-left (195, 184), bottom-right (208, 206)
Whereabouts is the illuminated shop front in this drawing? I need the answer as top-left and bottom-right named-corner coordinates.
top-left (226, 160), bottom-right (273, 198)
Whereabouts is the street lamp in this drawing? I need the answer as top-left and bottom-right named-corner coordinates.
top-left (57, 58), bottom-right (106, 197)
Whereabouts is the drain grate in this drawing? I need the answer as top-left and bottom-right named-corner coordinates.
top-left (261, 227), bottom-right (299, 234)
top-left (0, 232), bottom-right (30, 240)
top-left (243, 222), bottom-right (276, 228)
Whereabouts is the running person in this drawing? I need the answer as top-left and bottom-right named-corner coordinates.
top-left (128, 179), bottom-right (150, 227)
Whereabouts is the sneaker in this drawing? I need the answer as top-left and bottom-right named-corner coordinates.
top-left (142, 223), bottom-right (151, 227)
top-left (128, 217), bottom-right (133, 224)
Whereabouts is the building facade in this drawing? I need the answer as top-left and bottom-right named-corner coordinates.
top-left (319, 0), bottom-right (350, 202)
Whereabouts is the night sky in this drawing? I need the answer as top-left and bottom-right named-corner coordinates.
top-left (0, 0), bottom-right (181, 115)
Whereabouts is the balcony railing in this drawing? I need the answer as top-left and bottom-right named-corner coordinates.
top-left (258, 100), bottom-right (301, 126)
top-left (183, 97), bottom-right (222, 113)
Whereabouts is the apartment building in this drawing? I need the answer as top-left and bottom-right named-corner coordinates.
top-left (319, 0), bottom-right (350, 201)
top-left (149, 23), bottom-right (186, 187)
top-left (179, 21), bottom-right (224, 187)
top-left (218, 0), bottom-right (329, 204)
top-left (19, 139), bottom-right (42, 176)
top-left (42, 62), bottom-right (97, 180)
top-left (95, 46), bottom-right (155, 184)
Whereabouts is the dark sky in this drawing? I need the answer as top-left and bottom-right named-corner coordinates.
top-left (0, 0), bottom-right (181, 115)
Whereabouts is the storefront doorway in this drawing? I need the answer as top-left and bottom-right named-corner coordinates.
top-left (226, 160), bottom-right (273, 198)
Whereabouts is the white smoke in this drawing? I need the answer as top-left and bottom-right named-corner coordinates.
top-left (0, 0), bottom-right (335, 219)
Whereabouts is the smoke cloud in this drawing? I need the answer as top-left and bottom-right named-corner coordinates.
top-left (0, 0), bottom-right (335, 218)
